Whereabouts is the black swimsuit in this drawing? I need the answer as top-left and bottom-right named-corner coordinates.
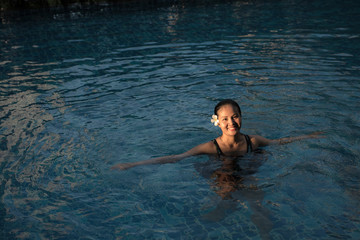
top-left (212, 135), bottom-right (253, 158)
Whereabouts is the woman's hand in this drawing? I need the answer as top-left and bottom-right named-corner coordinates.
top-left (307, 131), bottom-right (325, 138)
top-left (111, 162), bottom-right (135, 171)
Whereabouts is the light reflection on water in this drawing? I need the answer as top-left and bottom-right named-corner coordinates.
top-left (1, 0), bottom-right (360, 239)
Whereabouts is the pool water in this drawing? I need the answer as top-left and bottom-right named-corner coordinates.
top-left (1, 0), bottom-right (360, 239)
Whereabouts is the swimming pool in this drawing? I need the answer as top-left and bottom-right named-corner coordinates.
top-left (1, 0), bottom-right (359, 239)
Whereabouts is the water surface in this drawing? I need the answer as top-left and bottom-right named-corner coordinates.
top-left (1, 0), bottom-right (360, 239)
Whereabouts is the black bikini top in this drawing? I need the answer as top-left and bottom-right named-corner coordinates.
top-left (212, 135), bottom-right (253, 158)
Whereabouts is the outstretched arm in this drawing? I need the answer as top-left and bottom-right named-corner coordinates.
top-left (252, 131), bottom-right (324, 148)
top-left (110, 153), bottom-right (190, 170)
top-left (111, 141), bottom-right (215, 171)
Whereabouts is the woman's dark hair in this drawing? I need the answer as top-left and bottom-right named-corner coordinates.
top-left (214, 99), bottom-right (241, 116)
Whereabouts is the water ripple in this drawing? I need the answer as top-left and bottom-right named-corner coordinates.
top-left (1, 0), bottom-right (360, 239)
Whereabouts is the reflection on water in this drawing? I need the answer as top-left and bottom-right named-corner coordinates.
top-left (1, 0), bottom-right (360, 239)
top-left (0, 59), bottom-right (104, 238)
top-left (197, 152), bottom-right (272, 239)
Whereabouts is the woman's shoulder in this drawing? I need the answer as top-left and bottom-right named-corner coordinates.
top-left (200, 140), bottom-right (218, 153)
top-left (186, 140), bottom-right (218, 156)
top-left (248, 134), bottom-right (272, 148)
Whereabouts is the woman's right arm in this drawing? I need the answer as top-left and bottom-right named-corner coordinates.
top-left (110, 153), bottom-right (190, 170)
top-left (111, 141), bottom-right (215, 171)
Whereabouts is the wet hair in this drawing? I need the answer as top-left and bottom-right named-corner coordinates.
top-left (214, 99), bottom-right (242, 116)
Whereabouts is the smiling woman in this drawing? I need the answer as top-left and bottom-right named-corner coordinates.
top-left (111, 98), bottom-right (324, 239)
top-left (111, 99), bottom-right (323, 171)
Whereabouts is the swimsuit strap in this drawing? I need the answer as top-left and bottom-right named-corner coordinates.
top-left (244, 134), bottom-right (253, 153)
top-left (213, 135), bottom-right (253, 157)
top-left (212, 139), bottom-right (224, 158)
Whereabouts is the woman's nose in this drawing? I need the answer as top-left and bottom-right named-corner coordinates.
top-left (230, 119), bottom-right (238, 126)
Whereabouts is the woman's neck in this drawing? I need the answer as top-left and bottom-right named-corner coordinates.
top-left (220, 132), bottom-right (243, 145)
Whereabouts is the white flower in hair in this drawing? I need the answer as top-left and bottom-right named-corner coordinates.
top-left (211, 115), bottom-right (219, 126)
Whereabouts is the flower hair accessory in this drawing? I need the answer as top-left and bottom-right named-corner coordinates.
top-left (211, 115), bottom-right (219, 126)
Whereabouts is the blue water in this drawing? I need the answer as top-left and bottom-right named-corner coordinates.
top-left (1, 0), bottom-right (360, 239)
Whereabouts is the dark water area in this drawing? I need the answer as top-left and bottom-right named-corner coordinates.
top-left (1, 0), bottom-right (360, 239)
top-left (3, 0), bottom-right (214, 11)
top-left (0, 0), bottom-right (136, 11)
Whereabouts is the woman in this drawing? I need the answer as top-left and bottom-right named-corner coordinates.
top-left (112, 99), bottom-right (322, 238)
top-left (111, 99), bottom-right (323, 171)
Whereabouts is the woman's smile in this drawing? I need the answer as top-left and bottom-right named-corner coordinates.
top-left (217, 104), bottom-right (242, 136)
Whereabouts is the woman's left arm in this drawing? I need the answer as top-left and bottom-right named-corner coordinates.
top-left (252, 131), bottom-right (324, 148)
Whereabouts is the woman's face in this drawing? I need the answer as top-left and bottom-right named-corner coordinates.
top-left (217, 104), bottom-right (242, 136)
